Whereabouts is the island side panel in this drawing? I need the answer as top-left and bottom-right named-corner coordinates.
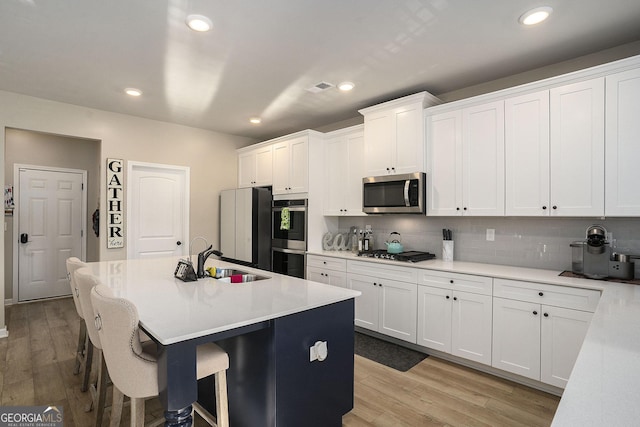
top-left (274, 299), bottom-right (355, 427)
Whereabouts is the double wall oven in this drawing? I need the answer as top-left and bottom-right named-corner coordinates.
top-left (271, 199), bottom-right (307, 278)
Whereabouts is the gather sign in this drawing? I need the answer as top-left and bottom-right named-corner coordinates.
top-left (107, 158), bottom-right (124, 249)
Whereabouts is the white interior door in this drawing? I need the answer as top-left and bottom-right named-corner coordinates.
top-left (127, 162), bottom-right (189, 259)
top-left (17, 167), bottom-right (86, 301)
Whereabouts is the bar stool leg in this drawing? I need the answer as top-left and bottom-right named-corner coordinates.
top-left (74, 320), bottom-right (87, 375)
top-left (215, 371), bottom-right (229, 427)
top-left (109, 386), bottom-right (124, 427)
top-left (81, 336), bottom-right (94, 392)
top-left (94, 351), bottom-right (110, 427)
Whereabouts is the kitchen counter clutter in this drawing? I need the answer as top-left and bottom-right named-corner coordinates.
top-left (307, 250), bottom-right (640, 426)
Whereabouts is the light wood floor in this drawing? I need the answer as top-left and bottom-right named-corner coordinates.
top-left (1, 297), bottom-right (560, 426)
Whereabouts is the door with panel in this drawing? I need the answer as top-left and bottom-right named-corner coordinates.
top-left (605, 68), bottom-right (640, 216)
top-left (549, 78), bottom-right (605, 216)
top-left (505, 90), bottom-right (551, 216)
top-left (347, 274), bottom-right (379, 331)
top-left (540, 305), bottom-right (593, 388)
top-left (492, 297), bottom-right (541, 380)
top-left (17, 167), bottom-right (85, 301)
top-left (127, 162), bottom-right (189, 259)
top-left (451, 291), bottom-right (493, 365)
top-left (378, 279), bottom-right (417, 342)
top-left (426, 110), bottom-right (462, 216)
top-left (417, 285), bottom-right (452, 352)
top-left (462, 100), bottom-right (505, 216)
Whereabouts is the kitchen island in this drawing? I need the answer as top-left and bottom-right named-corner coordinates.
top-left (87, 256), bottom-right (360, 427)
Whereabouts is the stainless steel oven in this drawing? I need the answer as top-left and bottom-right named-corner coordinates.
top-left (271, 199), bottom-right (307, 278)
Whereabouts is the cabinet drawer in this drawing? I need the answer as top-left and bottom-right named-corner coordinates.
top-left (347, 260), bottom-right (417, 283)
top-left (307, 255), bottom-right (347, 272)
top-left (493, 278), bottom-right (600, 312)
top-left (418, 270), bottom-right (493, 295)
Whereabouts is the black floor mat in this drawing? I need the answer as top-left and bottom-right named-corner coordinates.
top-left (354, 332), bottom-right (427, 372)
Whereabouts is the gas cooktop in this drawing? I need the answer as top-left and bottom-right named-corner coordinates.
top-left (357, 250), bottom-right (436, 263)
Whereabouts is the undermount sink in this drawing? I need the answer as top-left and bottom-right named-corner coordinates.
top-left (213, 269), bottom-right (269, 283)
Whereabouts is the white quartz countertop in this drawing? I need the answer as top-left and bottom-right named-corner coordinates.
top-left (308, 250), bottom-right (640, 426)
top-left (87, 256), bottom-right (359, 345)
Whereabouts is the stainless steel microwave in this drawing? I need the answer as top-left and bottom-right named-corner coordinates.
top-left (362, 172), bottom-right (426, 214)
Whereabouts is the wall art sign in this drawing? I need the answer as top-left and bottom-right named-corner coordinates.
top-left (107, 158), bottom-right (124, 249)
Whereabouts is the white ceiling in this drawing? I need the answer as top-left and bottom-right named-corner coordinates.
top-left (2, 0), bottom-right (640, 141)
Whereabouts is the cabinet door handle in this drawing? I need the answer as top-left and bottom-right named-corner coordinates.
top-left (552, 205), bottom-right (557, 210)
top-left (445, 295), bottom-right (450, 299)
top-left (542, 206), bottom-right (547, 210)
top-left (456, 207), bottom-right (460, 211)
top-left (463, 207), bottom-right (467, 211)
top-left (533, 311), bottom-right (538, 315)
top-left (538, 292), bottom-right (544, 297)
top-left (449, 279), bottom-right (454, 284)
top-left (453, 296), bottom-right (457, 301)
top-left (543, 313), bottom-right (549, 317)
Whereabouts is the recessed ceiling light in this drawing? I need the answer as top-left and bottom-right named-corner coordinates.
top-left (338, 81), bottom-right (355, 91)
top-left (186, 14), bottom-right (213, 32)
top-left (249, 117), bottom-right (261, 124)
top-left (124, 88), bottom-right (142, 97)
top-left (519, 6), bottom-right (553, 26)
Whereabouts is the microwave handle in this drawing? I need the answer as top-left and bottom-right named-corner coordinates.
top-left (404, 180), bottom-right (410, 207)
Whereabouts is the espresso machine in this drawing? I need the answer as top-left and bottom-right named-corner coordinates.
top-left (582, 225), bottom-right (610, 279)
top-left (572, 225), bottom-right (635, 280)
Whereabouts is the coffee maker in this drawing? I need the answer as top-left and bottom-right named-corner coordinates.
top-left (582, 225), bottom-right (611, 279)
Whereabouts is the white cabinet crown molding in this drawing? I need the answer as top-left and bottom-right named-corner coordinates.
top-left (236, 129), bottom-right (324, 154)
top-left (358, 91), bottom-right (441, 116)
top-left (425, 53), bottom-right (640, 116)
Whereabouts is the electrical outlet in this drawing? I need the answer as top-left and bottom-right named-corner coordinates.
top-left (486, 229), bottom-right (495, 241)
top-left (365, 224), bottom-right (372, 231)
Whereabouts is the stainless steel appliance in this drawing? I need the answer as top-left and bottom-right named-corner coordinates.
top-left (362, 172), bottom-right (426, 214)
top-left (220, 187), bottom-right (272, 271)
top-left (582, 225), bottom-right (611, 279)
top-left (357, 249), bottom-right (435, 262)
top-left (271, 199), bottom-right (307, 278)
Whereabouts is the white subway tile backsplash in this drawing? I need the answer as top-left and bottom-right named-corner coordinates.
top-left (336, 216), bottom-right (640, 271)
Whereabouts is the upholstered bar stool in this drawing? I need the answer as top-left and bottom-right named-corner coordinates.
top-left (66, 257), bottom-right (92, 392)
top-left (75, 266), bottom-right (116, 426)
top-left (90, 283), bottom-right (230, 427)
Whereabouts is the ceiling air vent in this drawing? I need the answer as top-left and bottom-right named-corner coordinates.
top-left (306, 81), bottom-right (334, 93)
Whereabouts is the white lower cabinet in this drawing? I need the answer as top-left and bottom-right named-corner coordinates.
top-left (492, 279), bottom-right (597, 388)
top-left (540, 305), bottom-right (593, 388)
top-left (306, 255), bottom-right (347, 288)
top-left (417, 271), bottom-right (493, 365)
top-left (347, 261), bottom-right (418, 343)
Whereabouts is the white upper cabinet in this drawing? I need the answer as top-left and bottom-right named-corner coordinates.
top-left (323, 126), bottom-right (365, 216)
top-left (272, 135), bottom-right (309, 195)
top-left (505, 91), bottom-right (551, 216)
top-left (360, 92), bottom-right (440, 177)
top-left (427, 110), bottom-right (462, 216)
top-left (605, 67), bottom-right (640, 216)
top-left (462, 101), bottom-right (505, 216)
top-left (549, 78), bottom-right (605, 216)
top-left (238, 144), bottom-right (273, 188)
top-left (427, 100), bottom-right (505, 216)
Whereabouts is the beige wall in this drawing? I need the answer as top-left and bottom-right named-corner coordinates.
top-left (4, 129), bottom-right (101, 300)
top-left (0, 90), bottom-right (255, 329)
